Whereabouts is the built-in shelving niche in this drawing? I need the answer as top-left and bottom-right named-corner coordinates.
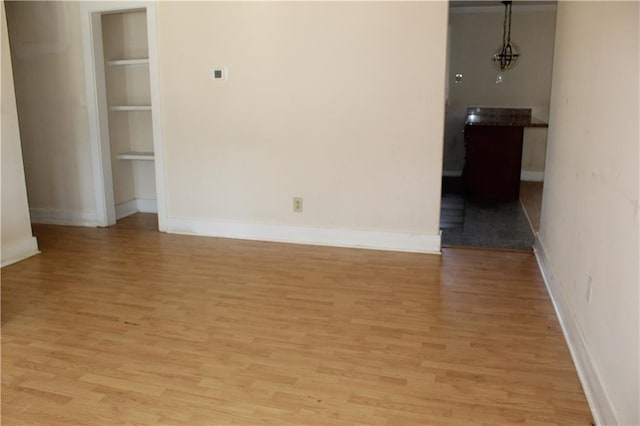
top-left (102, 10), bottom-right (157, 219)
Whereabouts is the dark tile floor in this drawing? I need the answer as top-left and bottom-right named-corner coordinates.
top-left (440, 177), bottom-right (534, 251)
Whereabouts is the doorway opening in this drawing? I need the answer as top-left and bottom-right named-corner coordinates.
top-left (440, 1), bottom-right (556, 250)
top-left (81, 2), bottom-right (166, 231)
top-left (102, 10), bottom-right (156, 229)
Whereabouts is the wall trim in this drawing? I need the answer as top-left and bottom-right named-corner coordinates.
top-left (521, 170), bottom-right (545, 182)
top-left (30, 208), bottom-right (99, 227)
top-left (115, 199), bottom-right (138, 220)
top-left (1, 237), bottom-right (39, 267)
top-left (116, 199), bottom-right (158, 219)
top-left (534, 235), bottom-right (618, 426)
top-left (165, 217), bottom-right (441, 254)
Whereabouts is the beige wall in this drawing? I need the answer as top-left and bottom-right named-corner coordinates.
top-left (157, 2), bottom-right (447, 236)
top-left (540, 2), bottom-right (639, 424)
top-left (5, 1), bottom-right (95, 217)
top-left (445, 6), bottom-right (556, 173)
top-left (5, 1), bottom-right (447, 248)
top-left (1, 3), bottom-right (38, 267)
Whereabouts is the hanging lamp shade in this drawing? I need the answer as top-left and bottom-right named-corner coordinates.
top-left (492, 1), bottom-right (520, 71)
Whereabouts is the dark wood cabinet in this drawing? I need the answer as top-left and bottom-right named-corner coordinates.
top-left (463, 125), bottom-right (524, 202)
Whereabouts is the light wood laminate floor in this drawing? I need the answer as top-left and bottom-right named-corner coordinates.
top-left (1, 215), bottom-right (591, 425)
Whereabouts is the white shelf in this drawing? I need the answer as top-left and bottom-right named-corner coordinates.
top-left (110, 105), bottom-right (151, 111)
top-left (108, 58), bottom-right (149, 66)
top-left (117, 152), bottom-right (154, 161)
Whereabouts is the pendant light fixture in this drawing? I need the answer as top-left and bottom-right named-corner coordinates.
top-left (492, 1), bottom-right (520, 71)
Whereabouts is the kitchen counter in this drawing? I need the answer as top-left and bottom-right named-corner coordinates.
top-left (464, 107), bottom-right (548, 128)
top-left (462, 107), bottom-right (546, 202)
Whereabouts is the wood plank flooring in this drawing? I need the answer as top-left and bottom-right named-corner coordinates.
top-left (1, 215), bottom-right (592, 425)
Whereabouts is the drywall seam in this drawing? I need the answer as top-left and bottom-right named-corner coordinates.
top-left (165, 217), bottom-right (441, 254)
top-left (1, 237), bottom-right (39, 267)
top-left (534, 234), bottom-right (619, 426)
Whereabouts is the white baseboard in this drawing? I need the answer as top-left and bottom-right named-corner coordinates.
top-left (115, 199), bottom-right (138, 220)
top-left (136, 199), bottom-right (157, 213)
top-left (443, 170), bottom-right (463, 177)
top-left (534, 235), bottom-right (617, 426)
top-left (165, 217), bottom-right (441, 254)
top-left (116, 199), bottom-right (158, 220)
top-left (29, 208), bottom-right (99, 227)
top-left (521, 170), bottom-right (544, 182)
top-left (1, 237), bottom-right (39, 267)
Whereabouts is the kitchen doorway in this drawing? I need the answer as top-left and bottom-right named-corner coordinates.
top-left (440, 1), bottom-right (556, 250)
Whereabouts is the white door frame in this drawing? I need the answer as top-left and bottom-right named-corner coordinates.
top-left (80, 1), bottom-right (167, 230)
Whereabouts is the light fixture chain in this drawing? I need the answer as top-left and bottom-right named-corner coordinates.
top-left (502, 1), bottom-right (508, 48)
top-left (493, 0), bottom-right (520, 72)
top-left (507, 1), bottom-right (513, 43)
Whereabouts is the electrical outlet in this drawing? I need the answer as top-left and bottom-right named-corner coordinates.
top-left (293, 197), bottom-right (303, 213)
top-left (585, 276), bottom-right (592, 302)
